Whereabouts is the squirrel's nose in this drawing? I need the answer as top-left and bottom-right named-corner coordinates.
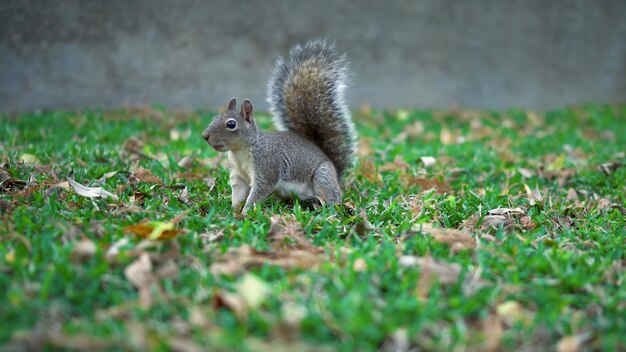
top-left (202, 130), bottom-right (210, 140)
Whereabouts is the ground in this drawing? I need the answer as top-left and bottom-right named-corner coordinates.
top-left (0, 105), bottom-right (625, 351)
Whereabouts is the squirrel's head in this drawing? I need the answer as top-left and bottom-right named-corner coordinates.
top-left (202, 98), bottom-right (257, 152)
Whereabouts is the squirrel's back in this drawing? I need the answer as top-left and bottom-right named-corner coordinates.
top-left (267, 39), bottom-right (356, 179)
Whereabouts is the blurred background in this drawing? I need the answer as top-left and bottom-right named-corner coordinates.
top-left (1, 0), bottom-right (624, 113)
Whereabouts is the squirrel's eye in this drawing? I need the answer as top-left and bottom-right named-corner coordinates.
top-left (225, 119), bottom-right (237, 130)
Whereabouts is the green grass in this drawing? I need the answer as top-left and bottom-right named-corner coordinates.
top-left (1, 105), bottom-right (625, 351)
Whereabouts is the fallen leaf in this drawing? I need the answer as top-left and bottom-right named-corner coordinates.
top-left (105, 237), bottom-right (131, 260)
top-left (556, 332), bottom-right (593, 352)
top-left (130, 167), bottom-right (163, 185)
top-left (125, 222), bottom-right (180, 240)
top-left (400, 174), bottom-right (452, 194)
top-left (358, 160), bottom-right (383, 185)
top-left (0, 199), bottom-right (13, 213)
top-left (353, 209), bottom-right (374, 237)
top-left (44, 181), bottom-right (70, 198)
top-left (236, 274), bottom-right (271, 310)
top-left (482, 314), bottom-right (504, 351)
top-left (518, 168), bottom-right (534, 178)
top-left (411, 223), bottom-right (476, 252)
top-left (213, 290), bottom-right (247, 320)
top-left (19, 153), bottom-right (40, 165)
top-left (203, 176), bottom-right (216, 191)
top-left (67, 177), bottom-right (119, 201)
top-left (380, 156), bottom-right (411, 172)
top-left (177, 187), bottom-right (192, 205)
top-left (267, 215), bottom-right (322, 253)
top-left (399, 255), bottom-right (461, 284)
top-left (487, 207), bottom-right (525, 216)
top-left (439, 129), bottom-right (455, 145)
top-left (177, 156), bottom-right (194, 169)
top-left (167, 337), bottom-right (204, 352)
top-left (170, 129), bottom-right (191, 141)
top-left (524, 184), bottom-right (544, 207)
top-left (71, 239), bottom-right (97, 262)
top-left (352, 257), bottom-right (367, 271)
top-left (124, 253), bottom-right (159, 308)
top-left (496, 301), bottom-right (532, 327)
top-left (418, 156), bottom-right (437, 168)
top-left (566, 188), bottom-right (578, 202)
top-left (210, 216), bottom-right (325, 275)
top-left (381, 328), bottom-right (410, 352)
top-left (281, 301), bottom-right (308, 327)
top-left (393, 120), bottom-right (424, 144)
top-left (599, 162), bottom-right (622, 176)
top-left (198, 230), bottom-right (224, 246)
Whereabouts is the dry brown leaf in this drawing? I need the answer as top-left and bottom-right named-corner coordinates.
top-left (203, 176), bottom-right (216, 191)
top-left (393, 120), bottom-right (424, 144)
top-left (19, 153), bottom-right (40, 166)
top-left (487, 207), bottom-right (525, 216)
top-left (354, 209), bottom-right (374, 237)
top-left (177, 187), bottom-right (192, 205)
top-left (439, 129), bottom-right (455, 145)
top-left (518, 168), bottom-right (534, 178)
top-left (412, 223), bottom-right (476, 252)
top-left (215, 274), bottom-right (273, 322)
top-left (556, 332), bottom-right (593, 352)
top-left (67, 177), bottom-right (119, 201)
top-left (44, 181), bottom-right (70, 199)
top-left (267, 215), bottom-right (322, 253)
top-left (177, 156), bottom-right (194, 169)
top-left (566, 188), bottom-right (578, 202)
top-left (399, 255), bottom-right (461, 285)
top-left (358, 160), bottom-right (383, 185)
top-left (123, 136), bottom-right (144, 153)
top-left (124, 253), bottom-right (159, 308)
top-left (524, 184), bottom-right (544, 207)
top-left (131, 167), bottom-right (163, 185)
top-left (236, 273), bottom-right (271, 310)
top-left (125, 222), bottom-right (180, 240)
top-left (210, 216), bottom-right (325, 276)
top-left (418, 156), bottom-right (437, 168)
top-left (167, 337), bottom-right (204, 352)
top-left (496, 301), bottom-right (533, 327)
top-left (71, 238), bottom-right (97, 262)
top-left (352, 258), bottom-right (367, 272)
top-left (400, 174), bottom-right (452, 194)
top-left (170, 129), bottom-right (191, 141)
top-left (381, 328), bottom-right (410, 352)
top-left (599, 162), bottom-right (622, 176)
top-left (380, 156), bottom-right (411, 172)
top-left (358, 136), bottom-right (374, 157)
top-left (0, 199), bottom-right (12, 212)
top-left (482, 314), bottom-right (504, 351)
top-left (198, 230), bottom-right (224, 246)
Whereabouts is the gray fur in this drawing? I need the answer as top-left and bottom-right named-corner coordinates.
top-left (202, 40), bottom-right (357, 214)
top-left (267, 38), bottom-right (357, 179)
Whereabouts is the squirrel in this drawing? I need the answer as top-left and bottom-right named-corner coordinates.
top-left (201, 39), bottom-right (357, 215)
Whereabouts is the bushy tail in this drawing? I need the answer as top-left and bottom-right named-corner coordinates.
top-left (267, 39), bottom-right (357, 179)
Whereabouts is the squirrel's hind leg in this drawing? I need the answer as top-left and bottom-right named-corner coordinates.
top-left (312, 162), bottom-right (342, 205)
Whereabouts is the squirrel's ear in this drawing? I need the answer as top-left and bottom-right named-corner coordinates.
top-left (241, 99), bottom-right (253, 122)
top-left (227, 98), bottom-right (237, 111)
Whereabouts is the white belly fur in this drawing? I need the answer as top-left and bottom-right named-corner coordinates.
top-left (274, 180), bottom-right (314, 199)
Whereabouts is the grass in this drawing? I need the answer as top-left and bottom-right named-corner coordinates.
top-left (1, 104), bottom-right (625, 351)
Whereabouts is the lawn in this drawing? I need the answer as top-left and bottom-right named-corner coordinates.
top-left (1, 104), bottom-right (625, 351)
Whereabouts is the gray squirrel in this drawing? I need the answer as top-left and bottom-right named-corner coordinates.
top-left (201, 39), bottom-right (357, 214)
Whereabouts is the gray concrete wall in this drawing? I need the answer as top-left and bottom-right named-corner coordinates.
top-left (1, 0), bottom-right (625, 113)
